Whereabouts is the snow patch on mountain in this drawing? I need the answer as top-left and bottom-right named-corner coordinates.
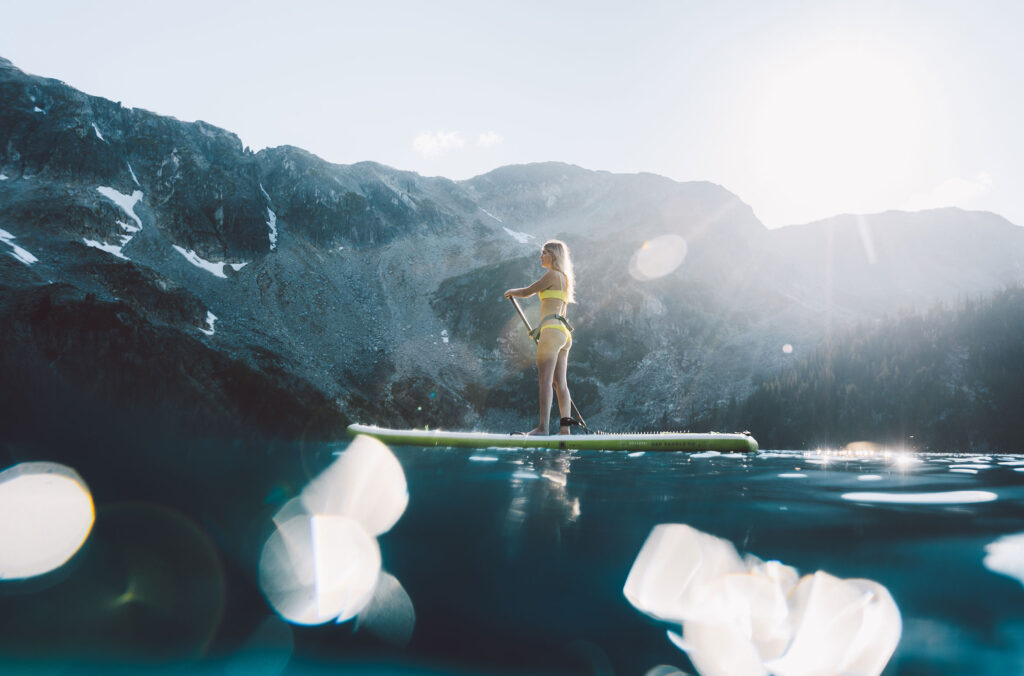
top-left (87, 186), bottom-right (145, 259)
top-left (0, 173), bottom-right (8, 181)
top-left (92, 123), bottom-right (106, 142)
top-left (82, 238), bottom-right (129, 260)
top-left (199, 311), bottom-right (218, 336)
top-left (481, 208), bottom-right (503, 223)
top-left (0, 228), bottom-right (38, 265)
top-left (96, 187), bottom-right (143, 229)
top-left (267, 208), bottom-right (278, 250)
top-left (503, 227), bottom-right (535, 244)
top-left (127, 162), bottom-right (140, 187)
top-left (172, 245), bottom-right (248, 278)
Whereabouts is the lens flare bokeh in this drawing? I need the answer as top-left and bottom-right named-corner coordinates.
top-left (624, 523), bottom-right (901, 676)
top-left (628, 235), bottom-right (688, 281)
top-left (259, 435), bottom-right (412, 636)
top-left (0, 462), bottom-right (94, 580)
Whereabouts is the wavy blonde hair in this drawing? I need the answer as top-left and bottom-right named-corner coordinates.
top-left (543, 239), bottom-right (576, 303)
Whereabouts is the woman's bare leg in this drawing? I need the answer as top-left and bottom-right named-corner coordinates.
top-left (527, 331), bottom-right (568, 435)
top-left (553, 345), bottom-right (572, 434)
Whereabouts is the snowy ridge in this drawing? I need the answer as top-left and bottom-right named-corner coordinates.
top-left (0, 228), bottom-right (38, 265)
top-left (172, 245), bottom-right (248, 278)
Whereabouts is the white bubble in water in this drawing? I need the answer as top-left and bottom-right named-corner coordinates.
top-left (782, 344), bottom-right (794, 354)
top-left (628, 234), bottom-right (688, 281)
top-left (0, 462), bottom-right (94, 580)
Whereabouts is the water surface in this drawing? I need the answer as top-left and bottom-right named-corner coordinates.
top-left (2, 442), bottom-right (1023, 675)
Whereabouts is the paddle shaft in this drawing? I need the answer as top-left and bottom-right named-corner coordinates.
top-left (507, 296), bottom-right (587, 430)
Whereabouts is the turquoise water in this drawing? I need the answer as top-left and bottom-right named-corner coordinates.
top-left (1, 442), bottom-right (1023, 675)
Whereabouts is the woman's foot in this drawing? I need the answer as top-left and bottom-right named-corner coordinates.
top-left (525, 426), bottom-right (549, 436)
top-left (557, 425), bottom-right (571, 436)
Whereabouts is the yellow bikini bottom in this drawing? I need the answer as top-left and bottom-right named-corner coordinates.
top-left (538, 322), bottom-right (572, 343)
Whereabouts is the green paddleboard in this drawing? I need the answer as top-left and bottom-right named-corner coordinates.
top-left (347, 424), bottom-right (758, 453)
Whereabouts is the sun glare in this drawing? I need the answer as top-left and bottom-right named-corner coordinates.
top-left (747, 41), bottom-right (930, 226)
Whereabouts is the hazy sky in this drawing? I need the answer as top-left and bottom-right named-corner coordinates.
top-left (2, 0), bottom-right (1022, 228)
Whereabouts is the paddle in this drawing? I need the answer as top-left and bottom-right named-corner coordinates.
top-left (507, 296), bottom-right (588, 432)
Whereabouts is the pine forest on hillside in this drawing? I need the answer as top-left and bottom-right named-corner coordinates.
top-left (705, 285), bottom-right (1024, 451)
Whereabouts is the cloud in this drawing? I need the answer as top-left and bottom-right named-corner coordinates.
top-left (476, 131), bottom-right (504, 148)
top-left (904, 172), bottom-right (992, 211)
top-left (413, 130), bottom-right (465, 157)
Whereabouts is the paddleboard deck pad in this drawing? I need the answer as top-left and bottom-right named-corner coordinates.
top-left (347, 424), bottom-right (758, 453)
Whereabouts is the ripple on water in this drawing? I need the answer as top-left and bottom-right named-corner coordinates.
top-left (841, 490), bottom-right (998, 505)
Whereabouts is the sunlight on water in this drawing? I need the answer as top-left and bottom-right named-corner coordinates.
top-left (983, 533), bottom-right (1024, 589)
top-left (0, 462), bottom-right (94, 580)
top-left (628, 234), bottom-right (688, 281)
top-left (259, 435), bottom-right (412, 635)
top-left (624, 523), bottom-right (901, 676)
top-left (841, 490), bottom-right (998, 504)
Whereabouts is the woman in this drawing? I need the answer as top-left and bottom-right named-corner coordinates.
top-left (504, 239), bottom-right (577, 435)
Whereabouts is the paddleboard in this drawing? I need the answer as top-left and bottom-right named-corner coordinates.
top-left (347, 424), bottom-right (758, 453)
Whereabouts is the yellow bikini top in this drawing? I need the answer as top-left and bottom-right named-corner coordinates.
top-left (538, 271), bottom-right (569, 303)
top-left (538, 289), bottom-right (568, 302)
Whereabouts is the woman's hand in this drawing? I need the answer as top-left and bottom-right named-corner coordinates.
top-left (504, 289), bottom-right (517, 299)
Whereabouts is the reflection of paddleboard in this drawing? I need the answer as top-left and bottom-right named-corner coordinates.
top-left (347, 424), bottom-right (758, 453)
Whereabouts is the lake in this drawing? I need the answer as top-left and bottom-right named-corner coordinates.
top-left (1, 438), bottom-right (1023, 675)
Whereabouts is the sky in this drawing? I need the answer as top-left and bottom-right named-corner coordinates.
top-left (1, 0), bottom-right (1022, 228)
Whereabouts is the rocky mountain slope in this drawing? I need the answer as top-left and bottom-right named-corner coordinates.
top-left (3, 56), bottom-right (1023, 442)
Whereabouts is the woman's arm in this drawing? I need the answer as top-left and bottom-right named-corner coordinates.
top-left (504, 270), bottom-right (558, 299)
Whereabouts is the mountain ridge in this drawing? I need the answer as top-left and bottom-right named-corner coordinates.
top-left (3, 56), bottom-right (1024, 448)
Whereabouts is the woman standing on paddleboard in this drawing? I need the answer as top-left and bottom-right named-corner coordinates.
top-left (504, 239), bottom-right (577, 435)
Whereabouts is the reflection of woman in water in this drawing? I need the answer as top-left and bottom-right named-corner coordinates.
top-left (504, 239), bottom-right (576, 435)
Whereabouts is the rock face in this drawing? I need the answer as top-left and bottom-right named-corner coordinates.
top-left (2, 56), bottom-right (1024, 441)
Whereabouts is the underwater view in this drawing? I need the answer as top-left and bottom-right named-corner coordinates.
top-left (2, 437), bottom-right (1023, 675)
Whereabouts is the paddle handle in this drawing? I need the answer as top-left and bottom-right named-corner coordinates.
top-left (508, 296), bottom-right (538, 343)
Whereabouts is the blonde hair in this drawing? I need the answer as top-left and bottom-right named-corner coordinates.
top-left (543, 239), bottom-right (576, 303)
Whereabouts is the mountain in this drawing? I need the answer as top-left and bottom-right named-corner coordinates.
top-left (3, 56), bottom-right (1024, 448)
